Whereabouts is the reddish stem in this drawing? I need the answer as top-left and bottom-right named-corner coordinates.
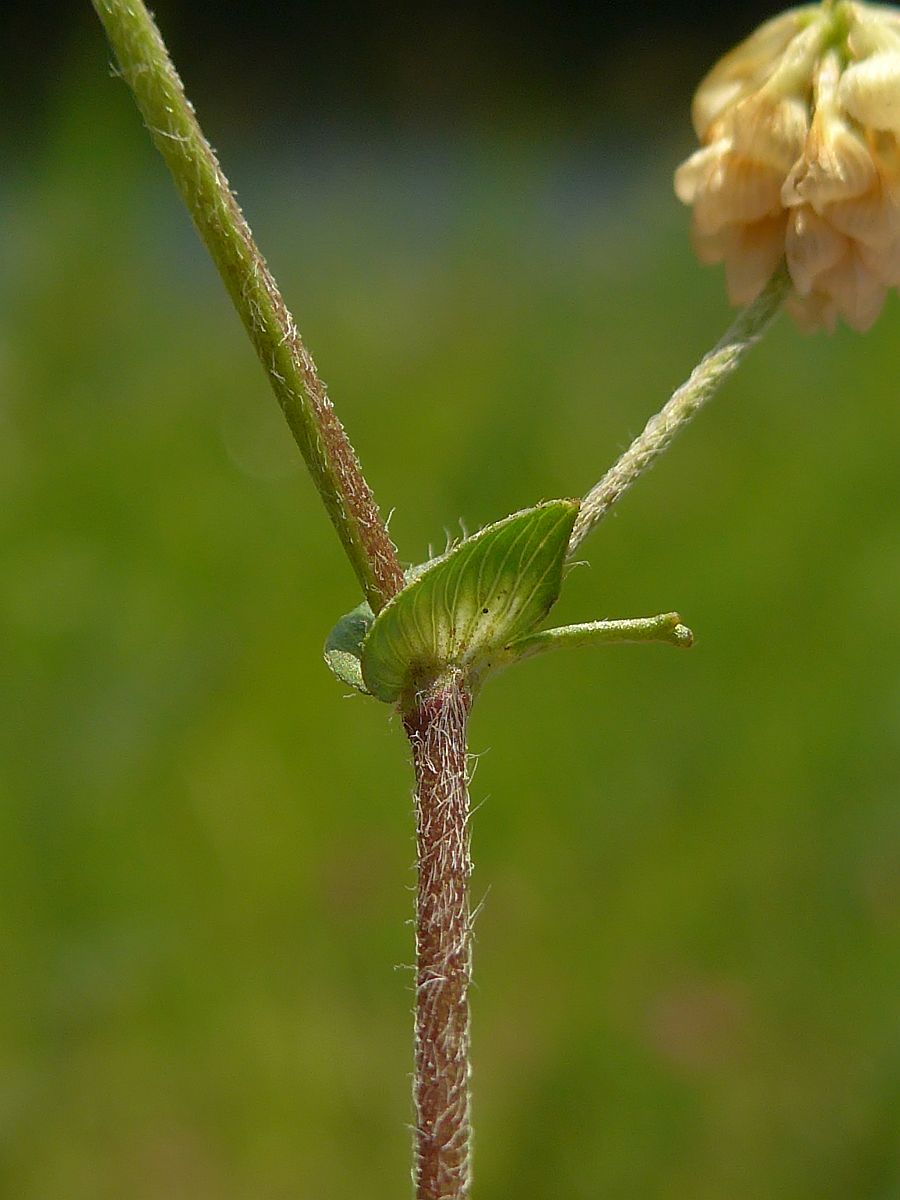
top-left (404, 676), bottom-right (473, 1200)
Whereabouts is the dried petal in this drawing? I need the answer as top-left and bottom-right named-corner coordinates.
top-left (787, 288), bottom-right (839, 332)
top-left (847, 4), bottom-right (900, 58)
top-left (676, 1), bottom-right (900, 331)
top-left (722, 215), bottom-right (790, 303)
top-left (691, 8), bottom-right (817, 138)
top-left (674, 141), bottom-right (730, 206)
top-left (839, 51), bottom-right (900, 133)
top-left (826, 178), bottom-right (900, 246)
top-left (818, 247), bottom-right (888, 329)
top-left (785, 205), bottom-right (848, 292)
top-left (692, 154), bottom-right (785, 235)
top-left (858, 233), bottom-right (900, 283)
top-left (732, 93), bottom-right (810, 170)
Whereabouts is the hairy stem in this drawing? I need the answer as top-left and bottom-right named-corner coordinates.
top-left (90, 0), bottom-right (404, 611)
top-left (569, 266), bottom-right (791, 554)
top-left (403, 676), bottom-right (473, 1200)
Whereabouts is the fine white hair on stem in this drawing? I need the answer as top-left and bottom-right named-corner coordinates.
top-left (404, 674), bottom-right (473, 1199)
top-left (569, 265), bottom-right (790, 555)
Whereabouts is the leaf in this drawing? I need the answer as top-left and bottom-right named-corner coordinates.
top-left (323, 600), bottom-right (374, 694)
top-left (322, 562), bottom-right (429, 694)
top-left (361, 499), bottom-right (579, 703)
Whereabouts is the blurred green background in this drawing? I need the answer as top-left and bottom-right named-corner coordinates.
top-left (2, 5), bottom-right (900, 1198)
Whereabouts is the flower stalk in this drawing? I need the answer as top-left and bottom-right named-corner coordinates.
top-left (569, 264), bottom-right (790, 553)
top-left (89, 0), bottom-right (403, 611)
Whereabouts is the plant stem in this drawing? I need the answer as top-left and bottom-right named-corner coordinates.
top-left (509, 611), bottom-right (693, 663)
top-left (90, 6), bottom-right (478, 1193)
top-left (403, 675), bottom-right (473, 1200)
top-left (90, 0), bottom-right (404, 612)
top-left (569, 265), bottom-right (791, 554)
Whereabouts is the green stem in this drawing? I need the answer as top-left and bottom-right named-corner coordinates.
top-left (509, 612), bottom-right (693, 662)
top-left (569, 266), bottom-right (791, 555)
top-left (90, 0), bottom-right (404, 612)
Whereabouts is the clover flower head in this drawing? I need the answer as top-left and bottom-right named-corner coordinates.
top-left (675, 1), bottom-right (900, 331)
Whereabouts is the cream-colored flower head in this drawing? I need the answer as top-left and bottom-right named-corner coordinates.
top-left (675, 1), bottom-right (900, 331)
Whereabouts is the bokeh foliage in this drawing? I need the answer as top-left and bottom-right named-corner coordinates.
top-left (1, 40), bottom-right (899, 1200)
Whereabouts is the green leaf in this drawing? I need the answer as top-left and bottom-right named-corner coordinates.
top-left (323, 600), bottom-right (374, 694)
top-left (361, 499), bottom-right (579, 703)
